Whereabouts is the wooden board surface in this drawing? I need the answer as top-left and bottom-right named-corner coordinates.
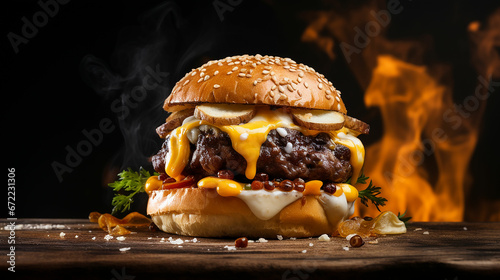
top-left (1, 219), bottom-right (499, 280)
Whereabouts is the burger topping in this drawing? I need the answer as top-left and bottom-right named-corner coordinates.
top-left (291, 108), bottom-right (345, 131)
top-left (156, 107), bottom-right (365, 183)
top-left (194, 104), bottom-right (256, 126)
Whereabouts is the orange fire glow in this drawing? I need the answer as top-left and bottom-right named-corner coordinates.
top-left (301, 5), bottom-right (500, 221)
top-left (354, 55), bottom-right (478, 221)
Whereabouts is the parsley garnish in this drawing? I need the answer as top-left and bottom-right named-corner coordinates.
top-left (355, 173), bottom-right (387, 212)
top-left (108, 167), bottom-right (157, 215)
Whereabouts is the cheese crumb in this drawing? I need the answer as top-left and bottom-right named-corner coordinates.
top-left (423, 231), bottom-right (430, 235)
top-left (116, 236), bottom-right (126, 241)
top-left (59, 232), bottom-right (66, 238)
top-left (119, 247), bottom-right (131, 252)
top-left (463, 227), bottom-right (468, 231)
top-left (170, 238), bottom-right (184, 245)
top-left (277, 235), bottom-right (283, 241)
top-left (92, 237), bottom-right (96, 240)
top-left (224, 245), bottom-right (237, 251)
top-left (318, 234), bottom-right (331, 242)
top-left (309, 243), bottom-right (314, 247)
top-left (104, 234), bottom-right (113, 241)
top-left (342, 246), bottom-right (350, 251)
top-left (414, 228), bottom-right (422, 231)
top-left (257, 238), bottom-right (268, 243)
top-left (301, 250), bottom-right (307, 253)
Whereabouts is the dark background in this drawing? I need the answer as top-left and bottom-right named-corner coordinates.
top-left (3, 0), bottom-right (499, 219)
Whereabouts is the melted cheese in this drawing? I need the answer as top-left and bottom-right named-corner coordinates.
top-left (197, 177), bottom-right (244, 197)
top-left (197, 177), bottom-right (358, 221)
top-left (164, 108), bottom-right (365, 184)
top-left (238, 189), bottom-right (302, 220)
top-left (333, 130), bottom-right (365, 185)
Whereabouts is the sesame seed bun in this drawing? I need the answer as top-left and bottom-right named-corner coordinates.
top-left (147, 188), bottom-right (343, 238)
top-left (164, 54), bottom-right (347, 114)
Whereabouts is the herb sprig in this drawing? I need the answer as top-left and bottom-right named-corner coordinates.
top-left (108, 167), bottom-right (157, 215)
top-left (397, 210), bottom-right (412, 224)
top-left (355, 173), bottom-right (387, 212)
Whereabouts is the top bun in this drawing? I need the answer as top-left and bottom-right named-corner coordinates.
top-left (164, 54), bottom-right (347, 114)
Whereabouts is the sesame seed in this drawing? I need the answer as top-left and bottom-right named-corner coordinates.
top-left (232, 66), bottom-right (238, 71)
top-left (318, 83), bottom-right (323, 89)
top-left (304, 82), bottom-right (309, 88)
top-left (325, 94), bottom-right (332, 100)
top-left (251, 63), bottom-right (257, 68)
top-left (238, 73), bottom-right (246, 77)
top-left (204, 75), bottom-right (210, 81)
top-left (197, 78), bottom-right (203, 83)
top-left (227, 71), bottom-right (232, 75)
top-left (287, 84), bottom-right (294, 91)
top-left (279, 94), bottom-right (287, 100)
top-left (253, 80), bottom-right (258, 86)
top-left (326, 89), bottom-right (332, 95)
top-left (240, 68), bottom-right (247, 73)
top-left (297, 77), bottom-right (302, 82)
top-left (278, 86), bottom-right (285, 93)
top-left (218, 62), bottom-right (223, 66)
top-left (214, 70), bottom-right (219, 75)
top-left (297, 89), bottom-right (302, 96)
top-left (213, 84), bottom-right (220, 88)
top-left (269, 91), bottom-right (275, 97)
top-left (298, 71), bottom-right (305, 77)
top-left (191, 72), bottom-right (197, 76)
top-left (284, 65), bottom-right (290, 69)
top-left (271, 85), bottom-right (277, 90)
top-left (246, 74), bottom-right (252, 78)
top-left (264, 66), bottom-right (272, 70)
top-left (262, 70), bottom-right (270, 75)
top-left (337, 104), bottom-right (341, 110)
top-left (183, 80), bottom-right (190, 86)
top-left (234, 61), bottom-right (241, 65)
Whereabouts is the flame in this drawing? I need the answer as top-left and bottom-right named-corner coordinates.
top-left (299, 4), bottom-right (500, 221)
top-left (354, 55), bottom-right (479, 221)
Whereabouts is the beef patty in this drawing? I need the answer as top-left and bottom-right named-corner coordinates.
top-left (152, 127), bottom-right (352, 182)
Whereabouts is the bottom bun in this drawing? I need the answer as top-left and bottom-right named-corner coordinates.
top-left (147, 187), bottom-right (349, 238)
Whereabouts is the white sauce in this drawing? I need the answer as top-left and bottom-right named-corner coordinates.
top-left (237, 190), bottom-right (354, 225)
top-left (318, 193), bottom-right (354, 228)
top-left (240, 132), bottom-right (249, 141)
top-left (237, 190), bottom-right (302, 220)
top-left (276, 127), bottom-right (288, 137)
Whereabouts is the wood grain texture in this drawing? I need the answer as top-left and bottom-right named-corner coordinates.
top-left (1, 219), bottom-right (499, 280)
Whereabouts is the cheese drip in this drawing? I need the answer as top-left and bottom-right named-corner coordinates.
top-left (164, 109), bottom-right (364, 183)
top-left (196, 176), bottom-right (358, 220)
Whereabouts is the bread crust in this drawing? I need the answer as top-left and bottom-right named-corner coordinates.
top-left (147, 188), bottom-right (344, 238)
top-left (164, 55), bottom-right (346, 114)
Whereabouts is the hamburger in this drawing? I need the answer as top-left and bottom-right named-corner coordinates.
top-left (145, 54), bottom-right (370, 238)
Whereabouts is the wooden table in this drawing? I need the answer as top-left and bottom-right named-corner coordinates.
top-left (1, 219), bottom-right (499, 279)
